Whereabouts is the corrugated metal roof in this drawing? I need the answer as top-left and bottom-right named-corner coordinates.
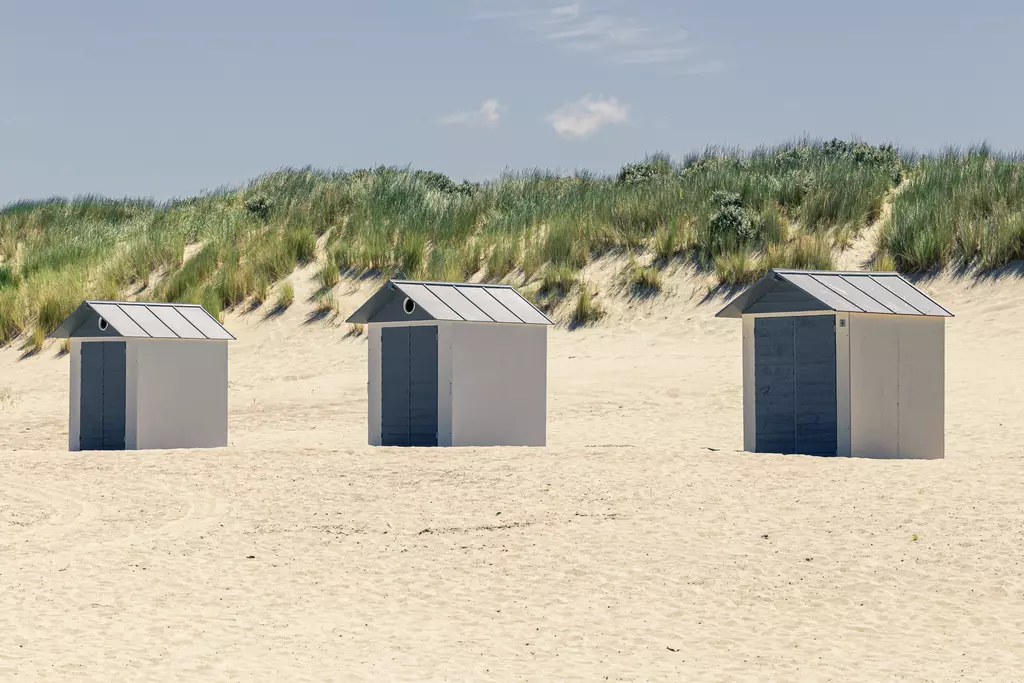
top-left (346, 280), bottom-right (554, 325)
top-left (716, 270), bottom-right (953, 318)
top-left (49, 301), bottom-right (236, 339)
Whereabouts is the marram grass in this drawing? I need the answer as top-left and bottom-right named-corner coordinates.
top-left (1, 140), bottom-right (1019, 343)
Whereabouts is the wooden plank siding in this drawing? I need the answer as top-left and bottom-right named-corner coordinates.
top-left (754, 315), bottom-right (838, 456)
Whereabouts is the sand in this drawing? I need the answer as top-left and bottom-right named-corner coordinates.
top-left (2, 265), bottom-right (1024, 682)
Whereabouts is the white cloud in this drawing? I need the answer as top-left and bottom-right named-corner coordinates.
top-left (440, 99), bottom-right (505, 128)
top-left (547, 95), bottom-right (629, 138)
top-left (476, 1), bottom-right (719, 73)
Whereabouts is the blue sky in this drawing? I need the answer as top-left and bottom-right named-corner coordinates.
top-left (2, 0), bottom-right (1023, 204)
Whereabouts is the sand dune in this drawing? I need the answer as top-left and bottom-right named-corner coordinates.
top-left (2, 265), bottom-right (1024, 681)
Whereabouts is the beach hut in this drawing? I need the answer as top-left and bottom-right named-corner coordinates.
top-left (346, 280), bottom-right (553, 447)
top-left (717, 269), bottom-right (952, 459)
top-left (50, 300), bottom-right (235, 451)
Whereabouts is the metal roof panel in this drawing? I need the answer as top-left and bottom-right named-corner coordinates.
top-left (150, 305), bottom-right (208, 338)
top-left (89, 303), bottom-right (151, 337)
top-left (780, 273), bottom-right (863, 312)
top-left (487, 287), bottom-right (551, 324)
top-left (120, 304), bottom-right (179, 338)
top-left (873, 276), bottom-right (953, 317)
top-left (811, 273), bottom-right (892, 314)
top-left (176, 306), bottom-right (235, 339)
top-left (456, 286), bottom-right (524, 323)
top-left (838, 275), bottom-right (923, 315)
top-left (426, 284), bottom-right (492, 322)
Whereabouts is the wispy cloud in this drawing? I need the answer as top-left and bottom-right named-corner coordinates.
top-left (547, 95), bottom-right (629, 138)
top-left (477, 1), bottom-right (720, 72)
top-left (440, 99), bottom-right (506, 128)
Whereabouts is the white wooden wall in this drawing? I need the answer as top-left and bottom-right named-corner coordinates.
top-left (132, 339), bottom-right (229, 450)
top-left (450, 322), bottom-right (547, 447)
top-left (896, 316), bottom-right (945, 459)
top-left (849, 315), bottom-right (944, 459)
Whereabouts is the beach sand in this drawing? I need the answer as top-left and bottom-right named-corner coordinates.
top-left (2, 266), bottom-right (1023, 681)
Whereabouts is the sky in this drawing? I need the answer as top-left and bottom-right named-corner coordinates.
top-left (2, 0), bottom-right (1023, 205)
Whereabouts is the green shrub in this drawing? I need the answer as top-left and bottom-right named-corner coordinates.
top-left (245, 194), bottom-right (272, 220)
top-left (707, 192), bottom-right (755, 254)
top-left (821, 138), bottom-right (903, 185)
top-left (617, 154), bottom-right (676, 184)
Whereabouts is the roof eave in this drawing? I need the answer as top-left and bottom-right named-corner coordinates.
top-left (345, 283), bottom-right (411, 324)
top-left (47, 301), bottom-right (93, 339)
top-left (715, 270), bottom-right (791, 318)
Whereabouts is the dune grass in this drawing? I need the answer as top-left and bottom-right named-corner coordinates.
top-left (275, 281), bottom-right (295, 311)
top-left (622, 255), bottom-right (664, 295)
top-left (1, 139), bottom-right (1017, 341)
top-left (879, 147), bottom-right (1024, 272)
top-left (571, 283), bottom-right (605, 328)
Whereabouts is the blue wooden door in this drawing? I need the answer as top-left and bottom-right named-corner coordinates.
top-left (79, 341), bottom-right (126, 450)
top-left (754, 316), bottom-right (837, 456)
top-left (381, 327), bottom-right (438, 447)
top-left (793, 316), bottom-right (838, 456)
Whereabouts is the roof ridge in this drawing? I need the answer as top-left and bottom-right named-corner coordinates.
top-left (86, 299), bottom-right (203, 306)
top-left (389, 279), bottom-right (515, 288)
top-left (770, 269), bottom-right (900, 276)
